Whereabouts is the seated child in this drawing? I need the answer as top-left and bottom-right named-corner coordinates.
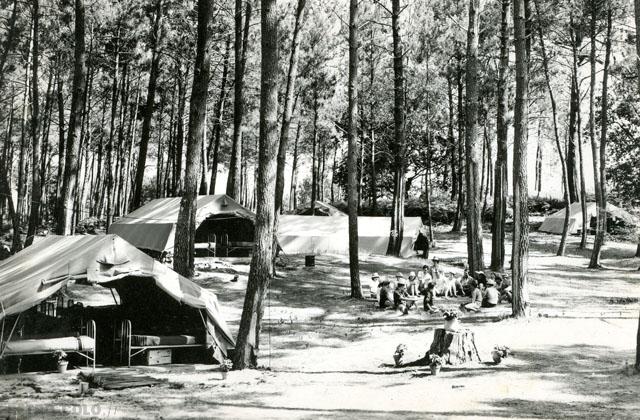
top-left (482, 278), bottom-right (499, 308)
top-left (461, 279), bottom-right (482, 312)
top-left (422, 282), bottom-right (439, 313)
top-left (407, 271), bottom-right (420, 296)
top-left (379, 281), bottom-right (394, 309)
top-left (394, 282), bottom-right (416, 314)
top-left (370, 272), bottom-right (381, 299)
top-left (495, 273), bottom-right (512, 303)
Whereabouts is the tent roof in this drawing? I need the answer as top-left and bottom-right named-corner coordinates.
top-left (539, 202), bottom-right (637, 234)
top-left (109, 194), bottom-right (254, 252)
top-left (296, 201), bottom-right (346, 217)
top-left (277, 216), bottom-right (424, 257)
top-left (0, 235), bottom-right (235, 356)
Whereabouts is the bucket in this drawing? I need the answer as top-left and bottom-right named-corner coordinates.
top-left (57, 361), bottom-right (68, 374)
top-left (305, 255), bottom-right (315, 267)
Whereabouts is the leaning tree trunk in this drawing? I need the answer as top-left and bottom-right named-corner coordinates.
top-left (347, 0), bottom-right (363, 298)
top-left (173, 0), bottom-right (212, 278)
top-left (512, 0), bottom-right (530, 318)
top-left (464, 0), bottom-right (484, 274)
top-left (491, 0), bottom-right (509, 272)
top-left (233, 0), bottom-right (279, 370)
top-left (132, 0), bottom-right (162, 209)
top-left (57, 0), bottom-right (87, 235)
top-left (386, 0), bottom-right (406, 256)
top-left (275, 0), bottom-right (306, 216)
top-left (589, 7), bottom-right (611, 269)
top-left (535, 0), bottom-right (570, 256)
top-left (25, 0), bottom-right (41, 247)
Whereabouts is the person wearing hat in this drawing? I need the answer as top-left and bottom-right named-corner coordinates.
top-left (370, 272), bottom-right (381, 299)
top-left (482, 276), bottom-right (499, 308)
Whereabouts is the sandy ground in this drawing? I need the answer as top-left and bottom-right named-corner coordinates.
top-left (1, 230), bottom-right (639, 419)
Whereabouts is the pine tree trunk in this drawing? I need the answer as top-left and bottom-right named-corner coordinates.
top-left (571, 23), bottom-right (588, 250)
top-left (347, 0), bottom-right (363, 299)
top-left (275, 0), bottom-right (306, 215)
top-left (0, 102), bottom-right (21, 252)
top-left (209, 35), bottom-right (231, 194)
top-left (227, 0), bottom-right (251, 199)
top-left (17, 29), bottom-right (33, 225)
top-left (174, 64), bottom-right (187, 195)
top-left (448, 75), bottom-right (456, 200)
top-left (589, 7), bottom-right (611, 269)
top-left (56, 0), bottom-right (87, 235)
top-left (233, 0), bottom-right (279, 370)
top-left (512, 0), bottom-right (530, 318)
top-left (173, 0), bottom-right (212, 278)
top-left (310, 92), bottom-right (318, 215)
top-left (132, 0), bottom-right (162, 209)
top-left (25, 0), bottom-right (41, 247)
top-left (464, 0), bottom-right (484, 273)
top-left (387, 0), bottom-right (406, 256)
top-left (105, 31), bottom-right (120, 229)
top-left (289, 123), bottom-right (301, 211)
top-left (535, 0), bottom-right (571, 257)
top-left (451, 66), bottom-right (465, 233)
top-left (56, 59), bottom-right (65, 206)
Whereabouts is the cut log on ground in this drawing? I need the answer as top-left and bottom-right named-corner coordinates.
top-left (428, 328), bottom-right (481, 365)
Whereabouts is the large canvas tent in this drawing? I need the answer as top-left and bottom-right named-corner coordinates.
top-left (277, 216), bottom-right (426, 258)
top-left (109, 194), bottom-right (255, 256)
top-left (0, 235), bottom-right (235, 363)
top-left (539, 202), bottom-right (637, 234)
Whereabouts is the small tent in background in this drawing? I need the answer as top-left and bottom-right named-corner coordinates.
top-left (277, 215), bottom-right (426, 258)
top-left (109, 194), bottom-right (255, 258)
top-left (539, 202), bottom-right (637, 235)
top-left (0, 235), bottom-right (235, 367)
top-left (295, 201), bottom-right (346, 217)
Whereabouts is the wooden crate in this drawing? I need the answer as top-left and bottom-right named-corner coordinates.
top-left (146, 349), bottom-right (172, 365)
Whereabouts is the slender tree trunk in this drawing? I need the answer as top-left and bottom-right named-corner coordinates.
top-left (209, 35), bottom-right (232, 194)
top-left (535, 0), bottom-right (571, 256)
top-left (387, 0), bottom-right (406, 256)
top-left (25, 0), bottom-right (41, 247)
top-left (105, 29), bottom-right (120, 229)
top-left (132, 0), bottom-right (163, 209)
top-left (0, 0), bottom-right (19, 94)
top-left (589, 7), bottom-right (612, 269)
top-left (310, 92), bottom-right (318, 214)
top-left (39, 61), bottom-right (55, 223)
top-left (57, 0), bottom-right (87, 235)
top-left (289, 123), bottom-right (301, 211)
top-left (464, 0), bottom-right (484, 273)
top-left (448, 75), bottom-right (457, 200)
top-left (570, 23), bottom-right (588, 249)
top-left (452, 66), bottom-right (465, 233)
top-left (233, 0), bottom-right (279, 370)
top-left (173, 64), bottom-right (188, 195)
top-left (634, 0), bottom-right (640, 263)
top-left (173, 0), bottom-right (212, 278)
top-left (275, 0), bottom-right (306, 215)
top-left (0, 101), bottom-right (22, 252)
top-left (346, 0), bottom-right (363, 298)
top-left (227, 0), bottom-right (252, 199)
top-left (17, 28), bottom-right (33, 225)
top-left (56, 58), bottom-right (65, 205)
top-left (512, 0), bottom-right (530, 317)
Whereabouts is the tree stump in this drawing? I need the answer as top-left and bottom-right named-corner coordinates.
top-left (428, 328), bottom-right (481, 365)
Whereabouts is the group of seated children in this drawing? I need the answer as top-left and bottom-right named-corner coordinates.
top-left (370, 258), bottom-right (512, 315)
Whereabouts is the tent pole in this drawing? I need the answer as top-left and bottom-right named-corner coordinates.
top-left (0, 313), bottom-right (21, 359)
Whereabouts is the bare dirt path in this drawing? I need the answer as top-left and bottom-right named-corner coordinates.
top-left (1, 230), bottom-right (639, 419)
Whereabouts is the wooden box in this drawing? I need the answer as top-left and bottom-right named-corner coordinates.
top-left (146, 349), bottom-right (172, 365)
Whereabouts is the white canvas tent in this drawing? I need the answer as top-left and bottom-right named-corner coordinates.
top-left (277, 216), bottom-right (425, 258)
top-left (109, 194), bottom-right (255, 254)
top-left (0, 235), bottom-right (235, 361)
top-left (539, 202), bottom-right (637, 234)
